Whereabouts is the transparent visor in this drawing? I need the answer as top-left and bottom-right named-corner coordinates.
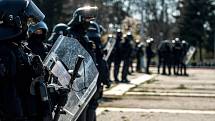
top-left (25, 1), bottom-right (45, 26)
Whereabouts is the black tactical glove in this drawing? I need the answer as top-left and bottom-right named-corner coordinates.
top-left (102, 49), bottom-right (108, 55)
top-left (57, 87), bottom-right (70, 107)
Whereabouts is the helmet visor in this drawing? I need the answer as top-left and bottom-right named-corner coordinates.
top-left (25, 1), bottom-right (45, 24)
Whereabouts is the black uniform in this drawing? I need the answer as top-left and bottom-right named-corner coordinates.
top-left (67, 6), bottom-right (98, 121)
top-left (180, 41), bottom-right (189, 76)
top-left (136, 42), bottom-right (145, 73)
top-left (105, 34), bottom-right (115, 83)
top-left (86, 21), bottom-right (110, 121)
top-left (0, 1), bottom-right (52, 120)
top-left (113, 31), bottom-right (123, 83)
top-left (157, 40), bottom-right (172, 75)
top-left (173, 41), bottom-right (182, 75)
top-left (0, 43), bottom-right (26, 120)
top-left (146, 41), bottom-right (154, 74)
top-left (128, 39), bottom-right (136, 74)
top-left (121, 33), bottom-right (134, 83)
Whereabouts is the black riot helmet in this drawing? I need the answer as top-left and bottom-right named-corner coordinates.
top-left (87, 21), bottom-right (101, 39)
top-left (48, 23), bottom-right (68, 44)
top-left (27, 21), bottom-right (48, 44)
top-left (28, 21), bottom-right (48, 37)
top-left (52, 23), bottom-right (68, 36)
top-left (116, 29), bottom-right (122, 37)
top-left (0, 0), bottom-right (45, 41)
top-left (68, 6), bottom-right (98, 27)
top-left (182, 40), bottom-right (189, 49)
top-left (126, 31), bottom-right (133, 39)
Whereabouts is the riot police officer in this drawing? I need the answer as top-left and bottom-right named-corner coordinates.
top-left (136, 40), bottom-right (145, 73)
top-left (121, 32), bottom-right (134, 83)
top-left (67, 6), bottom-right (98, 121)
top-left (86, 21), bottom-right (110, 121)
top-left (48, 23), bottom-right (68, 45)
top-left (173, 38), bottom-right (182, 75)
top-left (112, 29), bottom-right (123, 83)
top-left (180, 40), bottom-right (189, 76)
top-left (28, 21), bottom-right (51, 60)
top-left (146, 38), bottom-right (155, 74)
top-left (67, 6), bottom-right (98, 56)
top-left (128, 35), bottom-right (136, 75)
top-left (157, 40), bottom-right (173, 75)
top-left (105, 34), bottom-right (115, 84)
top-left (0, 0), bottom-right (52, 120)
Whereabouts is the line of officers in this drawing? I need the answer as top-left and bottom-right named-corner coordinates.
top-left (107, 29), bottom-right (146, 83)
top-left (108, 30), bottom-right (190, 82)
top-left (157, 38), bottom-right (190, 76)
top-left (0, 1), bottom-right (110, 121)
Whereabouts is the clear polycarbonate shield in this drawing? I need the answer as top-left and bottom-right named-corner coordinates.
top-left (43, 35), bottom-right (98, 121)
top-left (183, 46), bottom-right (196, 65)
top-left (103, 36), bottom-right (116, 61)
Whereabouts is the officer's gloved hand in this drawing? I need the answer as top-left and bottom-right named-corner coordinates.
top-left (102, 49), bottom-right (108, 55)
top-left (47, 83), bottom-right (70, 107)
top-left (57, 87), bottom-right (70, 107)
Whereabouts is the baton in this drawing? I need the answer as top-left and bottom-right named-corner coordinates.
top-left (70, 55), bottom-right (85, 85)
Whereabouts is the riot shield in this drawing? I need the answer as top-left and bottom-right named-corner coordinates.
top-left (183, 46), bottom-right (196, 65)
top-left (43, 35), bottom-right (99, 121)
top-left (103, 36), bottom-right (116, 61)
